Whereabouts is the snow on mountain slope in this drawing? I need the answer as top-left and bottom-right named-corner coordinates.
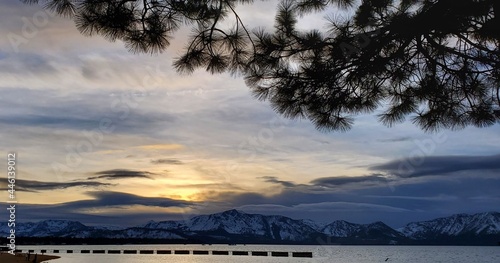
top-left (142, 220), bottom-right (186, 231)
top-left (321, 220), bottom-right (360, 237)
top-left (143, 209), bottom-right (319, 241)
top-left (321, 220), bottom-right (404, 239)
top-left (399, 212), bottom-right (500, 239)
top-left (0, 220), bottom-right (184, 239)
top-left (102, 228), bottom-right (184, 239)
top-left (1, 210), bottom-right (498, 244)
top-left (299, 219), bottom-right (327, 232)
top-left (186, 210), bottom-right (265, 233)
top-left (184, 209), bottom-right (318, 241)
top-left (0, 220), bottom-right (88, 237)
top-left (263, 215), bottom-right (319, 241)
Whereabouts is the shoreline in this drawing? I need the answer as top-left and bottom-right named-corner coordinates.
top-left (0, 252), bottom-right (60, 263)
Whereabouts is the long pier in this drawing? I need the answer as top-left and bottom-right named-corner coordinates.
top-left (15, 249), bottom-right (313, 258)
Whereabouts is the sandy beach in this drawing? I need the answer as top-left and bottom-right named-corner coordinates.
top-left (0, 252), bottom-right (60, 263)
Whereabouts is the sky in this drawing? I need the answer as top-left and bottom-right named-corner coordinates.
top-left (0, 1), bottom-right (499, 228)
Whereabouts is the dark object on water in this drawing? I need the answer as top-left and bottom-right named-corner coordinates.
top-left (385, 257), bottom-right (389, 261)
top-left (252, 251), bottom-right (268, 256)
top-left (292, 252), bottom-right (313, 258)
top-left (271, 251), bottom-right (288, 257)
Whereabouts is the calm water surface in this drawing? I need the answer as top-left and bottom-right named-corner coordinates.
top-left (19, 244), bottom-right (500, 263)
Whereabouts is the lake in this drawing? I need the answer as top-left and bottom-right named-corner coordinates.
top-left (17, 244), bottom-right (500, 263)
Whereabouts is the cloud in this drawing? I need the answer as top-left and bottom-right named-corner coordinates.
top-left (259, 174), bottom-right (391, 191)
top-left (0, 53), bottom-right (57, 75)
top-left (0, 187), bottom-right (37, 193)
top-left (151, 158), bottom-right (184, 165)
top-left (377, 136), bottom-right (413, 142)
top-left (0, 191), bottom-right (194, 226)
top-left (0, 179), bottom-right (112, 192)
top-left (5, 175), bottom-right (500, 227)
top-left (166, 183), bottom-right (243, 190)
top-left (371, 154), bottom-right (500, 177)
top-left (88, 169), bottom-right (155, 180)
top-left (191, 174), bottom-right (500, 226)
top-left (364, 194), bottom-right (459, 202)
top-left (81, 191), bottom-right (192, 208)
top-left (259, 176), bottom-right (297, 187)
top-left (136, 144), bottom-right (184, 151)
top-left (0, 114), bottom-right (97, 128)
top-left (0, 88), bottom-right (177, 135)
top-left (310, 174), bottom-right (388, 187)
top-left (237, 202), bottom-right (411, 213)
top-left (19, 191), bottom-right (192, 211)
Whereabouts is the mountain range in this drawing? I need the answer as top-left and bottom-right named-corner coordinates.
top-left (1, 210), bottom-right (499, 245)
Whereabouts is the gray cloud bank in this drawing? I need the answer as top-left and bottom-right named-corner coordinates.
top-left (371, 154), bottom-right (500, 177)
top-left (0, 179), bottom-right (111, 192)
top-left (88, 169), bottom-right (155, 180)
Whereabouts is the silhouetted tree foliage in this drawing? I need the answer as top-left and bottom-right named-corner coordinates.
top-left (24, 0), bottom-right (500, 131)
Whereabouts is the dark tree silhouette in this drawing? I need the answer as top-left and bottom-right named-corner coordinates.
top-left (23, 0), bottom-right (500, 131)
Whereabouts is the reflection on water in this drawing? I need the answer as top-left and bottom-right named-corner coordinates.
top-left (46, 254), bottom-right (309, 263)
top-left (18, 244), bottom-right (500, 263)
top-left (20, 244), bottom-right (316, 263)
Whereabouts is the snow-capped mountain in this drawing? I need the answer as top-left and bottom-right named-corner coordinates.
top-left (322, 220), bottom-right (403, 239)
top-left (299, 219), bottom-right (328, 232)
top-left (141, 210), bottom-right (407, 244)
top-left (0, 220), bottom-right (88, 237)
top-left (321, 220), bottom-right (361, 237)
top-left (0, 220), bottom-right (184, 240)
top-left (142, 209), bottom-right (320, 242)
top-left (142, 220), bottom-right (185, 231)
top-left (399, 212), bottom-right (500, 239)
top-left (1, 210), bottom-right (499, 245)
top-left (98, 228), bottom-right (184, 239)
top-left (187, 209), bottom-right (318, 241)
